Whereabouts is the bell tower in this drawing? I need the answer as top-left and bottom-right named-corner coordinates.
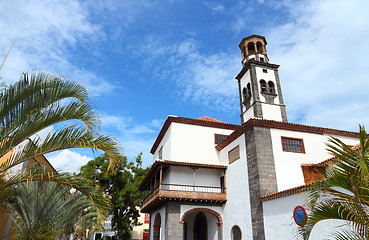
top-left (236, 34), bottom-right (287, 124)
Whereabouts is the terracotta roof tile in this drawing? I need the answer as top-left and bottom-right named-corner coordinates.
top-left (216, 118), bottom-right (360, 151)
top-left (260, 182), bottom-right (322, 201)
top-left (151, 116), bottom-right (239, 154)
top-left (195, 116), bottom-right (227, 124)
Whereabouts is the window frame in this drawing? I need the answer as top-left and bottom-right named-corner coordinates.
top-left (281, 136), bottom-right (305, 153)
top-left (158, 146), bottom-right (163, 159)
top-left (231, 225), bottom-right (242, 240)
top-left (214, 134), bottom-right (228, 144)
top-left (228, 145), bottom-right (240, 164)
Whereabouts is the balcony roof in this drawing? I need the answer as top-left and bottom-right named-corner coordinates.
top-left (138, 159), bottom-right (227, 190)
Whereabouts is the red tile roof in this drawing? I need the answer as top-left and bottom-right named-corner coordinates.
top-left (150, 116), bottom-right (239, 154)
top-left (216, 118), bottom-right (360, 151)
top-left (195, 116), bottom-right (227, 124)
top-left (259, 182), bottom-right (322, 201)
top-left (261, 143), bottom-right (362, 201)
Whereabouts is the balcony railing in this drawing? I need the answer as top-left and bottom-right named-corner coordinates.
top-left (160, 183), bottom-right (224, 193)
top-left (141, 183), bottom-right (226, 210)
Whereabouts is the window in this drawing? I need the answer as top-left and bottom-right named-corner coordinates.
top-left (281, 137), bottom-right (305, 153)
top-left (242, 87), bottom-right (247, 102)
top-left (260, 80), bottom-right (267, 93)
top-left (247, 42), bottom-right (255, 54)
top-left (158, 146), bottom-right (163, 159)
top-left (144, 213), bottom-right (150, 223)
top-left (215, 134), bottom-right (228, 144)
top-left (262, 69), bottom-right (268, 73)
top-left (247, 83), bottom-right (252, 97)
top-left (268, 81), bottom-right (275, 94)
top-left (231, 225), bottom-right (242, 240)
top-left (256, 41), bottom-right (263, 53)
top-left (228, 145), bottom-right (240, 163)
top-left (260, 57), bottom-right (264, 62)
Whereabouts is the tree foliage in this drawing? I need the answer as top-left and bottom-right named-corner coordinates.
top-left (299, 127), bottom-right (369, 240)
top-left (10, 178), bottom-right (97, 240)
top-left (0, 71), bottom-right (124, 223)
top-left (79, 153), bottom-right (149, 239)
top-left (0, 71), bottom-right (122, 173)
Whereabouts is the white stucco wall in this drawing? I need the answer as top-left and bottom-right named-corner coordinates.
top-left (161, 166), bottom-right (223, 187)
top-left (243, 105), bottom-right (255, 121)
top-left (239, 71), bottom-right (252, 111)
top-left (270, 129), bottom-right (359, 191)
top-left (219, 134), bottom-right (253, 240)
top-left (261, 104), bottom-right (283, 122)
top-left (153, 125), bottom-right (172, 161)
top-left (255, 67), bottom-right (280, 106)
top-left (167, 122), bottom-right (234, 164)
top-left (263, 192), bottom-right (350, 240)
top-left (149, 207), bottom-right (166, 240)
top-left (195, 168), bottom-right (222, 187)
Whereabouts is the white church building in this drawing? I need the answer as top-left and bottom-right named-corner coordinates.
top-left (138, 35), bottom-right (361, 240)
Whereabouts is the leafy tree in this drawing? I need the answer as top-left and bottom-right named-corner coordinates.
top-left (79, 153), bottom-right (149, 239)
top-left (299, 127), bottom-right (369, 240)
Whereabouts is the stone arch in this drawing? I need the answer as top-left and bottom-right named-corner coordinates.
top-left (256, 41), bottom-right (263, 53)
top-left (153, 212), bottom-right (161, 240)
top-left (180, 207), bottom-right (223, 227)
top-left (260, 79), bottom-right (267, 93)
top-left (268, 81), bottom-right (275, 94)
top-left (247, 83), bottom-right (252, 97)
top-left (247, 42), bottom-right (256, 54)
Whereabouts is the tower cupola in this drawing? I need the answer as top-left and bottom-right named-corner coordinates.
top-left (239, 34), bottom-right (268, 66)
top-left (236, 34), bottom-right (287, 124)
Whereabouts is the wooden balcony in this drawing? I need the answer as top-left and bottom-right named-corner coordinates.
top-left (141, 183), bottom-right (227, 212)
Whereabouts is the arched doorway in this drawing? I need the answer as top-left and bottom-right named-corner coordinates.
top-left (153, 213), bottom-right (161, 240)
top-left (181, 208), bottom-right (223, 240)
top-left (193, 212), bottom-right (207, 240)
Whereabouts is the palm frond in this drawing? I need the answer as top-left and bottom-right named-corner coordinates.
top-left (299, 127), bottom-right (369, 239)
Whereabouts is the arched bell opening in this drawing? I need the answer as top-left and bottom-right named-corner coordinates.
top-left (268, 81), bottom-right (275, 94)
top-left (256, 41), bottom-right (264, 54)
top-left (247, 42), bottom-right (256, 55)
top-left (260, 80), bottom-right (267, 93)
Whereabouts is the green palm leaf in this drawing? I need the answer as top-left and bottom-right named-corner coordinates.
top-left (299, 127), bottom-right (369, 239)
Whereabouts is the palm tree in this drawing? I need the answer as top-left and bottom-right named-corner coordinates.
top-left (298, 127), bottom-right (369, 239)
top-left (0, 71), bottom-right (123, 223)
top-left (10, 179), bottom-right (98, 240)
top-left (0, 71), bottom-right (122, 172)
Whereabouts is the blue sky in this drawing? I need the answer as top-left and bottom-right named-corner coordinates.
top-left (1, 0), bottom-right (369, 172)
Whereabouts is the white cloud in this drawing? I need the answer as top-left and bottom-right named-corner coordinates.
top-left (100, 113), bottom-right (165, 166)
top-left (205, 2), bottom-right (225, 14)
top-left (137, 37), bottom-right (241, 112)
top-left (46, 149), bottom-right (91, 173)
top-left (0, 0), bottom-right (115, 96)
top-left (264, 0), bottom-right (369, 130)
